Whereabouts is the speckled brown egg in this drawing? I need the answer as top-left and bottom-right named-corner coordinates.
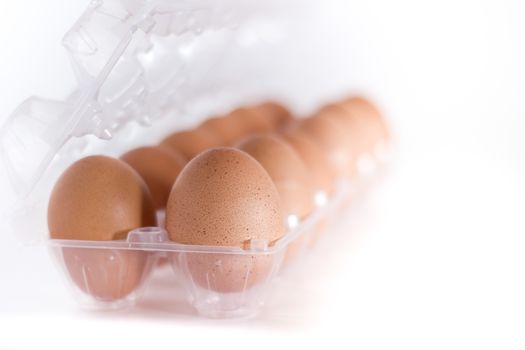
top-left (166, 147), bottom-right (284, 292)
top-left (121, 146), bottom-right (186, 209)
top-left (295, 113), bottom-right (357, 179)
top-left (166, 147), bottom-right (283, 245)
top-left (48, 155), bottom-right (157, 300)
top-left (238, 135), bottom-right (315, 223)
top-left (48, 155), bottom-right (157, 241)
top-left (159, 129), bottom-right (219, 161)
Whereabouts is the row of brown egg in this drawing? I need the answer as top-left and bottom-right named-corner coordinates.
top-left (122, 97), bottom-right (388, 214)
top-left (47, 96), bottom-right (389, 302)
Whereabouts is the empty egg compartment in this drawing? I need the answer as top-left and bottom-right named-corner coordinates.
top-left (46, 179), bottom-right (350, 318)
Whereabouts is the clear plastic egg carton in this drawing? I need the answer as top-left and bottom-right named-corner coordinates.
top-left (0, 0), bottom-right (390, 318)
top-left (47, 180), bottom-right (349, 318)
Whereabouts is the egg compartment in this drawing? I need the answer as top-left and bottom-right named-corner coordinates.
top-left (46, 179), bottom-right (349, 318)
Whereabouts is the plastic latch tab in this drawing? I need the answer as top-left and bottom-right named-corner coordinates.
top-left (127, 227), bottom-right (168, 243)
top-left (244, 239), bottom-right (269, 252)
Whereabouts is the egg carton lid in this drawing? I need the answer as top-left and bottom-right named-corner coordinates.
top-left (0, 0), bottom-right (291, 243)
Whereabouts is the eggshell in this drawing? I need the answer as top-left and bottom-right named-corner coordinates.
top-left (238, 134), bottom-right (315, 221)
top-left (160, 129), bottom-right (219, 161)
top-left (315, 104), bottom-right (369, 157)
top-left (48, 155), bottom-right (157, 300)
top-left (278, 131), bottom-right (337, 252)
top-left (339, 96), bottom-right (390, 147)
top-left (295, 114), bottom-right (357, 179)
top-left (198, 109), bottom-right (252, 146)
top-left (256, 102), bottom-right (294, 130)
top-left (48, 155), bottom-right (157, 240)
top-left (121, 146), bottom-right (186, 209)
top-left (231, 107), bottom-right (274, 136)
top-left (198, 106), bottom-right (284, 146)
top-left (233, 102), bottom-right (294, 136)
top-left (238, 135), bottom-right (316, 265)
top-left (280, 130), bottom-right (337, 197)
top-left (166, 147), bottom-right (284, 292)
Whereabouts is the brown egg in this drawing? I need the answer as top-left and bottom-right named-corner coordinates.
top-left (166, 147), bottom-right (283, 245)
top-left (280, 130), bottom-right (337, 197)
top-left (281, 124), bottom-right (340, 248)
top-left (166, 147), bottom-right (284, 292)
top-left (238, 135), bottom-right (316, 265)
top-left (121, 146), bottom-right (186, 209)
top-left (48, 155), bottom-right (157, 240)
top-left (315, 104), bottom-right (370, 157)
top-left (160, 129), bottom-right (219, 161)
top-left (339, 96), bottom-right (390, 148)
top-left (233, 102), bottom-right (294, 136)
top-left (198, 106), bottom-right (284, 146)
top-left (239, 135), bottom-right (315, 263)
top-left (256, 101), bottom-right (294, 130)
top-left (295, 113), bottom-right (357, 179)
top-left (238, 135), bottom-right (315, 222)
top-left (197, 109), bottom-right (254, 146)
top-left (231, 107), bottom-right (274, 136)
top-left (48, 155), bottom-right (157, 301)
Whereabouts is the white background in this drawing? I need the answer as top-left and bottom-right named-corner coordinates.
top-left (1, 0), bottom-right (525, 349)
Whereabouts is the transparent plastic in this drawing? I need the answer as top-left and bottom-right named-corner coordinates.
top-left (47, 182), bottom-right (348, 318)
top-left (0, 0), bottom-right (392, 318)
